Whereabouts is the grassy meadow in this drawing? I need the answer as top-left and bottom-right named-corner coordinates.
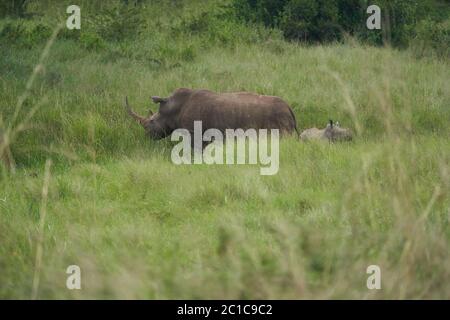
top-left (0, 1), bottom-right (449, 299)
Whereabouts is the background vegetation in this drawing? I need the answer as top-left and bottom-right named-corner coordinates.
top-left (0, 0), bottom-right (449, 299)
top-left (233, 0), bottom-right (450, 52)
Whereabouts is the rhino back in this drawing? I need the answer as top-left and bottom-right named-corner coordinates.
top-left (177, 90), bottom-right (296, 134)
top-left (300, 128), bottom-right (325, 141)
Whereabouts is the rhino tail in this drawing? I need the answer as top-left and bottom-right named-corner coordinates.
top-left (288, 107), bottom-right (300, 138)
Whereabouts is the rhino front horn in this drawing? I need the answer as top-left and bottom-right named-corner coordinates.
top-left (124, 97), bottom-right (145, 125)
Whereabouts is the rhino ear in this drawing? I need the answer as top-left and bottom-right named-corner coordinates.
top-left (151, 96), bottom-right (168, 104)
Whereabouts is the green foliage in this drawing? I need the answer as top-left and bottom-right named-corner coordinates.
top-left (86, 3), bottom-right (144, 41)
top-left (79, 31), bottom-right (106, 50)
top-left (354, 0), bottom-right (425, 47)
top-left (412, 17), bottom-right (450, 58)
top-left (233, 0), bottom-right (450, 51)
top-left (0, 0), bottom-right (28, 18)
top-left (232, 0), bottom-right (289, 26)
top-left (170, 6), bottom-right (282, 47)
top-left (279, 0), bottom-right (341, 42)
top-left (0, 20), bottom-right (52, 48)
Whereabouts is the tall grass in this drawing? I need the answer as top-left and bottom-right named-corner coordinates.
top-left (0, 1), bottom-right (449, 299)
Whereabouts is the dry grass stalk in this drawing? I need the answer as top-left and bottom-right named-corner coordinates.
top-left (0, 24), bottom-right (62, 173)
top-left (31, 159), bottom-right (52, 300)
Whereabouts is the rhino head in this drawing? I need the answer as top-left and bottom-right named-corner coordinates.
top-left (300, 120), bottom-right (353, 142)
top-left (124, 96), bottom-right (177, 140)
top-left (323, 120), bottom-right (353, 141)
top-left (324, 120), bottom-right (353, 142)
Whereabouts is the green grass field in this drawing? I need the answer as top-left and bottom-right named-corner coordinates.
top-left (0, 1), bottom-right (449, 299)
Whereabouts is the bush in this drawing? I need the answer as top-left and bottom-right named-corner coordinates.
top-left (279, 0), bottom-right (341, 42)
top-left (86, 3), bottom-right (144, 41)
top-left (232, 0), bottom-right (450, 48)
top-left (355, 0), bottom-right (422, 47)
top-left (0, 0), bottom-right (28, 18)
top-left (80, 31), bottom-right (106, 50)
top-left (171, 6), bottom-right (281, 47)
top-left (0, 20), bottom-right (52, 48)
top-left (412, 18), bottom-right (450, 58)
top-left (233, 0), bottom-right (372, 43)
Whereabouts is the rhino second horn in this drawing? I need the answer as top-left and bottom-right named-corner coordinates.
top-left (124, 97), bottom-right (145, 125)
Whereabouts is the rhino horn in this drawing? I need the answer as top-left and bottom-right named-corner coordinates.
top-left (124, 97), bottom-right (145, 125)
top-left (151, 96), bottom-right (167, 104)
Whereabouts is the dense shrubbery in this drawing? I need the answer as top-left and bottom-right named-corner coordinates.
top-left (0, 1), bottom-right (281, 62)
top-left (413, 17), bottom-right (450, 58)
top-left (1, 0), bottom-right (447, 57)
top-left (87, 4), bottom-right (144, 41)
top-left (0, 19), bottom-right (52, 48)
top-left (279, 0), bottom-right (342, 42)
top-left (232, 0), bottom-right (450, 53)
top-left (0, 0), bottom-right (28, 18)
top-left (170, 7), bottom-right (281, 46)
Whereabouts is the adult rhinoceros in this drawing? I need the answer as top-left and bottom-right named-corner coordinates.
top-left (125, 88), bottom-right (298, 139)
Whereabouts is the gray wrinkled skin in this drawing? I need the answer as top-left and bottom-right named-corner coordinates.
top-left (125, 88), bottom-right (298, 140)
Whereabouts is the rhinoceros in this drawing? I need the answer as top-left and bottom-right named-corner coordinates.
top-left (300, 120), bottom-right (353, 142)
top-left (125, 88), bottom-right (298, 139)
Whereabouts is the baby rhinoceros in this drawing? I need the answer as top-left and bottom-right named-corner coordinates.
top-left (300, 120), bottom-right (353, 142)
